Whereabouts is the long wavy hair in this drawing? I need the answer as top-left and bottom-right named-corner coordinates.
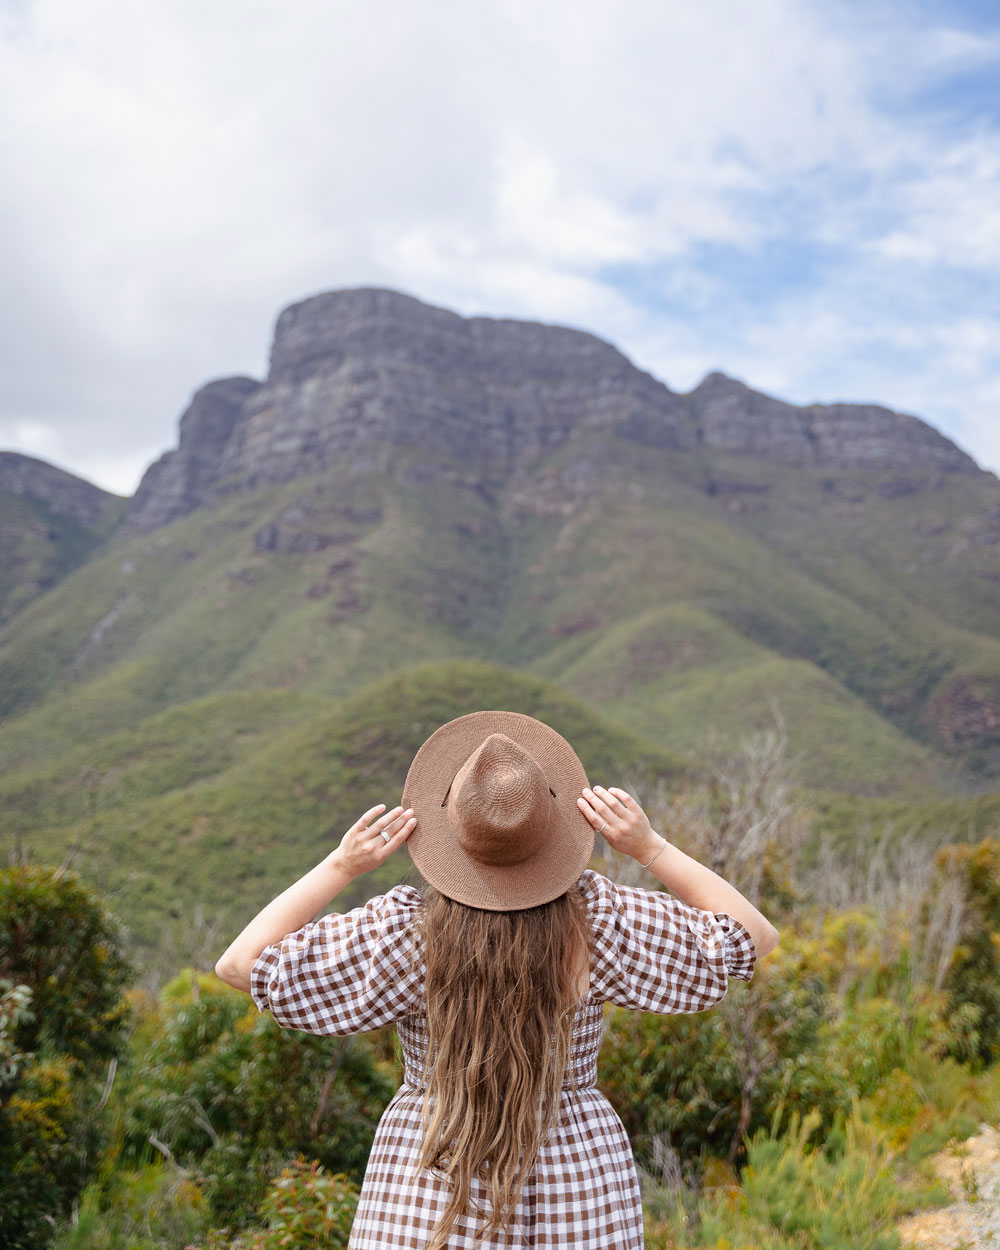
top-left (416, 881), bottom-right (592, 1249)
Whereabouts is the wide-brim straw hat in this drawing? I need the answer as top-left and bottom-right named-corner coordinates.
top-left (402, 710), bottom-right (595, 910)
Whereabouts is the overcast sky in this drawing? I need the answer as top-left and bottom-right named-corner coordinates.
top-left (1, 0), bottom-right (998, 496)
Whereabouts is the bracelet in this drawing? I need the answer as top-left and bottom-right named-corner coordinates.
top-left (642, 837), bottom-right (667, 870)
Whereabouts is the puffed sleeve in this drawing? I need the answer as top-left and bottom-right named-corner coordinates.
top-left (579, 870), bottom-right (756, 1014)
top-left (249, 884), bottom-right (424, 1035)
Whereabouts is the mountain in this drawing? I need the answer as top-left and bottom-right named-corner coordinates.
top-left (3, 288), bottom-right (998, 776)
top-left (1, 286), bottom-right (999, 961)
top-left (0, 452), bottom-right (124, 622)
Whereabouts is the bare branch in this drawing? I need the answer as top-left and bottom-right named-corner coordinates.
top-left (96, 1056), bottom-right (117, 1112)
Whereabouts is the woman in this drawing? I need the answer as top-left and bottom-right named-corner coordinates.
top-left (216, 710), bottom-right (780, 1249)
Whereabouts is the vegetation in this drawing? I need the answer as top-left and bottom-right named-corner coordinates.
top-left (2, 454), bottom-right (999, 796)
top-left (14, 815), bottom-right (996, 1250)
top-left (0, 484), bottom-right (124, 625)
top-left (0, 867), bottom-right (133, 1250)
top-left (111, 970), bottom-right (393, 1226)
top-left (3, 656), bottom-right (997, 982)
top-left (0, 718), bottom-right (991, 1250)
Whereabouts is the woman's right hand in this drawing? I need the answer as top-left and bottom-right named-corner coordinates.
top-left (327, 804), bottom-right (416, 879)
top-left (578, 785), bottom-right (666, 865)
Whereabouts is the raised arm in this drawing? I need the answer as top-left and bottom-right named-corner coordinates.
top-left (215, 804), bottom-right (416, 992)
top-left (578, 785), bottom-right (780, 961)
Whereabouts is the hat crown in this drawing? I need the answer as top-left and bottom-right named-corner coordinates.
top-left (449, 733), bottom-right (552, 867)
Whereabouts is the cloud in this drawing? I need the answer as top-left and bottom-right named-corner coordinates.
top-left (0, 0), bottom-right (998, 491)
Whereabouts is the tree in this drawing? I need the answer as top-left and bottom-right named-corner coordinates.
top-left (0, 866), bottom-right (133, 1250)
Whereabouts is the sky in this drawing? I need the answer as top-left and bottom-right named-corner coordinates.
top-left (0, 0), bottom-right (998, 496)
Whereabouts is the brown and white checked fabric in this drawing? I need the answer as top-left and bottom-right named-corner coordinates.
top-left (250, 869), bottom-right (757, 1249)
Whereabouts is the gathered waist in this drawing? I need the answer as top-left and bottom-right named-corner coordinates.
top-left (400, 1072), bottom-right (599, 1096)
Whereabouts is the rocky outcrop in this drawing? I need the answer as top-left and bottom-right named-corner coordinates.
top-left (210, 288), bottom-right (697, 493)
top-left (127, 377), bottom-right (261, 533)
top-left (689, 372), bottom-right (976, 472)
top-left (930, 677), bottom-right (1000, 752)
top-left (0, 451), bottom-right (120, 524)
top-left (127, 288), bottom-right (982, 533)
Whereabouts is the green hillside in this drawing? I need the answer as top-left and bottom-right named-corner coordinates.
top-left (1, 451), bottom-right (998, 797)
top-left (0, 481), bottom-right (124, 623)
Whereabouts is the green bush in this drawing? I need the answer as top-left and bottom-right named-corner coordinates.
top-left (117, 971), bottom-right (395, 1227)
top-left (0, 866), bottom-right (132, 1065)
top-left (193, 1159), bottom-right (359, 1250)
top-left (599, 897), bottom-right (967, 1179)
top-left (49, 1163), bottom-right (210, 1250)
top-left (0, 867), bottom-right (133, 1250)
top-left (599, 926), bottom-right (834, 1171)
top-left (934, 838), bottom-right (1000, 1065)
top-left (645, 1105), bottom-right (906, 1250)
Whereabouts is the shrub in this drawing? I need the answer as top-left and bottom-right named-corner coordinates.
top-left (193, 1159), bottom-right (359, 1250)
top-left (599, 925), bottom-right (833, 1171)
top-left (0, 867), bottom-right (132, 1250)
top-left (934, 838), bottom-right (1000, 1065)
top-left (49, 1163), bottom-right (209, 1250)
top-left (0, 866), bottom-right (132, 1065)
top-left (645, 1105), bottom-right (905, 1250)
top-left (118, 971), bottom-right (394, 1227)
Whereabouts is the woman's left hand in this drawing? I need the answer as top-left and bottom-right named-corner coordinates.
top-left (327, 804), bottom-right (416, 879)
top-left (578, 785), bottom-right (664, 865)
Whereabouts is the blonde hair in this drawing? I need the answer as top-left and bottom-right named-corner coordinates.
top-left (416, 884), bottom-right (592, 1248)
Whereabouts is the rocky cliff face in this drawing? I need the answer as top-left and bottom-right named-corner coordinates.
top-left (127, 287), bottom-right (980, 534)
top-left (689, 372), bottom-right (972, 473)
top-left (128, 376), bottom-right (261, 533)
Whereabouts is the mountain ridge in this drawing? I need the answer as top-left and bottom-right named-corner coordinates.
top-left (124, 287), bottom-right (984, 536)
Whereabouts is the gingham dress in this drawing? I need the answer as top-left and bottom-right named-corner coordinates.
top-left (250, 868), bottom-right (756, 1249)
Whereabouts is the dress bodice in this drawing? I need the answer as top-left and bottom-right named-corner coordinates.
top-left (396, 996), bottom-right (605, 1094)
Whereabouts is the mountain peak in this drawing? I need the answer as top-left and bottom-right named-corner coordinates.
top-left (267, 285), bottom-right (637, 387)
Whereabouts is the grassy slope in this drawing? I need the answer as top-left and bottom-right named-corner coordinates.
top-left (537, 604), bottom-right (940, 795)
top-left (5, 648), bottom-right (995, 966)
top-left (0, 487), bottom-right (125, 623)
top-left (0, 477), bottom-right (476, 764)
top-left (491, 442), bottom-right (999, 787)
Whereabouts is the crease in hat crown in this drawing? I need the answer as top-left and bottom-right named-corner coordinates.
top-left (448, 733), bottom-right (553, 867)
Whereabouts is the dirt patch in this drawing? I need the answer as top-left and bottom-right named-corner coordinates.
top-left (897, 1123), bottom-right (1000, 1249)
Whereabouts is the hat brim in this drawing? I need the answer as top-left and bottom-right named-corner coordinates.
top-left (402, 711), bottom-right (595, 910)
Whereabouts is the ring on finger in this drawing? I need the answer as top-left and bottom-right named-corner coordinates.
top-left (379, 829), bottom-right (392, 844)
top-left (596, 819), bottom-right (608, 834)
